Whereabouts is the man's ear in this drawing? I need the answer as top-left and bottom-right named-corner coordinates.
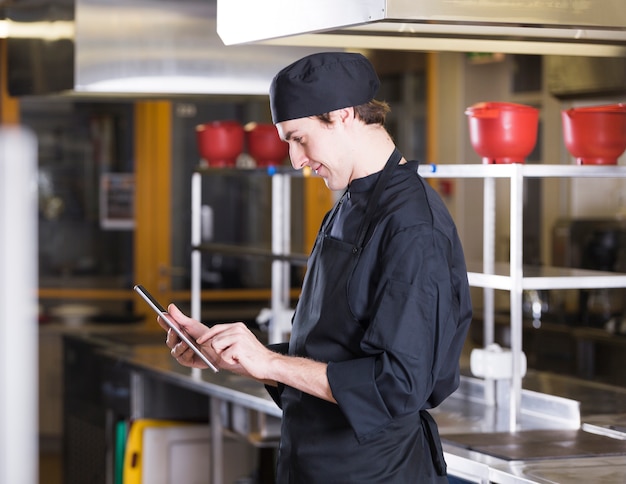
top-left (335, 106), bottom-right (355, 125)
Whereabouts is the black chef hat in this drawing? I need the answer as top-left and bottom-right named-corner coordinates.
top-left (270, 52), bottom-right (380, 124)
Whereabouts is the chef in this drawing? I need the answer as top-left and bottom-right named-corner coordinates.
top-left (160, 51), bottom-right (472, 483)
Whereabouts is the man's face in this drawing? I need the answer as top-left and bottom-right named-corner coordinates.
top-left (276, 111), bottom-right (353, 191)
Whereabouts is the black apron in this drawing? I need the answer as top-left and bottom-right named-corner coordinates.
top-left (275, 149), bottom-right (447, 483)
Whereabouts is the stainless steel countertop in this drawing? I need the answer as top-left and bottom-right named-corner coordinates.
top-left (62, 327), bottom-right (626, 483)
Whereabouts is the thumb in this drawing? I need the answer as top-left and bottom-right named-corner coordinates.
top-left (167, 302), bottom-right (182, 317)
top-left (166, 304), bottom-right (199, 334)
top-left (167, 303), bottom-right (189, 325)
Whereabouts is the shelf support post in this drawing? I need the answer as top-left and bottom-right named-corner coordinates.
top-left (191, 172), bottom-right (202, 321)
top-left (270, 173), bottom-right (292, 344)
top-left (483, 175), bottom-right (497, 405)
top-left (509, 164), bottom-right (524, 430)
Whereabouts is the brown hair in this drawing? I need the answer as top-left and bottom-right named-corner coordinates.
top-left (315, 99), bottom-right (391, 126)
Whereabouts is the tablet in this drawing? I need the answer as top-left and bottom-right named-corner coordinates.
top-left (133, 284), bottom-right (218, 372)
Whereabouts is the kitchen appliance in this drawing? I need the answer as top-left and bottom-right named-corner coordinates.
top-left (546, 56), bottom-right (626, 99)
top-left (465, 102), bottom-right (539, 164)
top-left (4, 0), bottom-right (332, 96)
top-left (217, 0), bottom-right (626, 58)
top-left (552, 218), bottom-right (626, 328)
top-left (196, 120), bottom-right (244, 167)
top-left (562, 104), bottom-right (626, 165)
top-left (7, 0), bottom-right (626, 96)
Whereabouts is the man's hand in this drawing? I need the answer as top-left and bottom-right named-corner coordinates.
top-left (157, 304), bottom-right (217, 369)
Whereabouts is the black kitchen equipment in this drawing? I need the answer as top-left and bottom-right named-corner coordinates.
top-left (552, 218), bottom-right (626, 327)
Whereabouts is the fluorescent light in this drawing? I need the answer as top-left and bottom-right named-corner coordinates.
top-left (75, 75), bottom-right (272, 95)
top-left (0, 20), bottom-right (74, 40)
top-left (0, 21), bottom-right (9, 39)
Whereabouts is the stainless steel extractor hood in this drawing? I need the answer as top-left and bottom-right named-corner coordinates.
top-left (75, 0), bottom-right (334, 95)
top-left (217, 0), bottom-right (626, 58)
top-left (3, 0), bottom-right (333, 96)
top-left (2, 0), bottom-right (75, 95)
top-left (73, 0), bottom-right (331, 95)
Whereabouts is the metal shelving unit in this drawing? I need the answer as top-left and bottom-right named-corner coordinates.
top-left (418, 163), bottom-right (626, 430)
top-left (190, 167), bottom-right (308, 345)
top-left (191, 163), bottom-right (626, 429)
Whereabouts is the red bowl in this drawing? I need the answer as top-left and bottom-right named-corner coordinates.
top-left (246, 123), bottom-right (289, 167)
top-left (465, 102), bottom-right (539, 164)
top-left (196, 121), bottom-right (244, 167)
top-left (562, 104), bottom-right (626, 165)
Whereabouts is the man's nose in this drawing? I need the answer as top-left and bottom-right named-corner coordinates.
top-left (289, 146), bottom-right (308, 170)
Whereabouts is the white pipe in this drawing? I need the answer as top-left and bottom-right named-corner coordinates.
top-left (190, 173), bottom-right (204, 380)
top-left (0, 127), bottom-right (38, 484)
top-left (191, 172), bottom-right (202, 321)
top-left (483, 176), bottom-right (496, 344)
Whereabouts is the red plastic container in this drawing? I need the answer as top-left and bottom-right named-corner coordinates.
top-left (562, 104), bottom-right (626, 165)
top-left (465, 102), bottom-right (539, 164)
top-left (196, 121), bottom-right (244, 167)
top-left (246, 123), bottom-right (289, 167)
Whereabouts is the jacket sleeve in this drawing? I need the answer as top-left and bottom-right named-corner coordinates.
top-left (327, 227), bottom-right (471, 442)
top-left (264, 342), bottom-right (290, 408)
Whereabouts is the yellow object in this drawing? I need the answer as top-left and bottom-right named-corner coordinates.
top-left (133, 101), bottom-right (173, 313)
top-left (122, 419), bottom-right (186, 484)
top-left (0, 39), bottom-right (20, 125)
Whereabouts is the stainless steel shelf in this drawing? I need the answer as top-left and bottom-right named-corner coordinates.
top-left (193, 165), bottom-right (306, 176)
top-left (467, 261), bottom-right (626, 291)
top-left (192, 242), bottom-right (309, 266)
top-left (418, 163), bottom-right (626, 178)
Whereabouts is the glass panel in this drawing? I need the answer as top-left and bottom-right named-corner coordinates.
top-left (21, 100), bottom-right (135, 291)
top-left (169, 100), bottom-right (306, 292)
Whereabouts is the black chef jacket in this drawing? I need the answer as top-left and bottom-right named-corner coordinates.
top-left (268, 158), bottom-right (472, 483)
